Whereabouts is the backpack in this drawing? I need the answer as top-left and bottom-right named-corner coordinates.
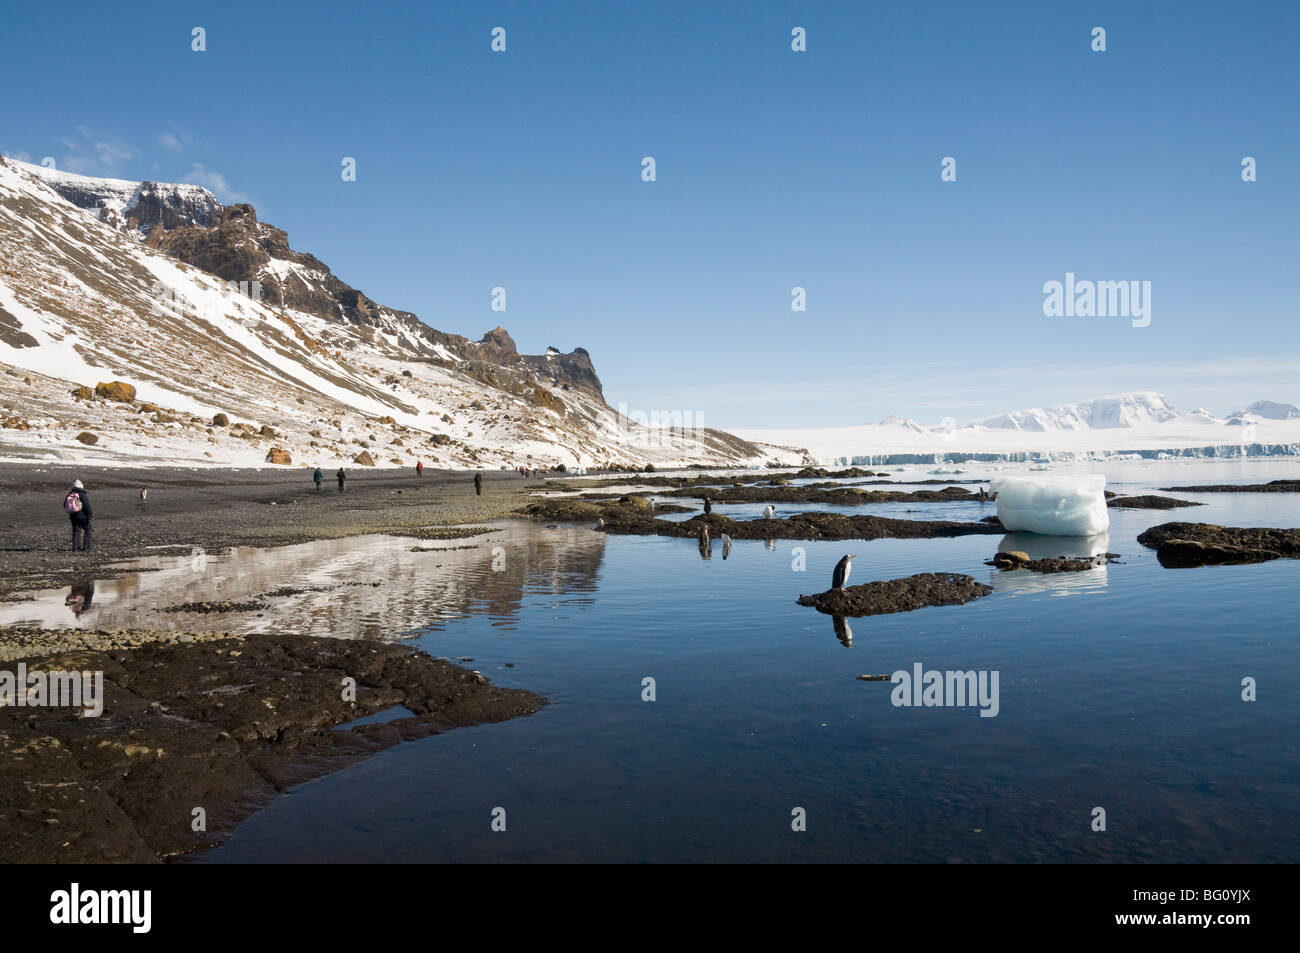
top-left (63, 491), bottom-right (83, 514)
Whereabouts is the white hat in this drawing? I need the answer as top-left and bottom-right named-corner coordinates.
top-left (73, 479), bottom-right (84, 489)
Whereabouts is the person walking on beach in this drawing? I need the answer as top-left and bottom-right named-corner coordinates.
top-left (313, 467), bottom-right (323, 492)
top-left (337, 467), bottom-right (346, 492)
top-left (416, 460), bottom-right (423, 476)
top-left (63, 479), bottom-right (92, 552)
top-left (473, 472), bottom-right (483, 496)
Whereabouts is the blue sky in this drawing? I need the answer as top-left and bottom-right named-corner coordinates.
top-left (2, 0), bottom-right (1297, 428)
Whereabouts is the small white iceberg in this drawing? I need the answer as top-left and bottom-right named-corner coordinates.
top-left (991, 474), bottom-right (1110, 536)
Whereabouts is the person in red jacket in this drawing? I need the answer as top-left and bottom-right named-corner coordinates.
top-left (416, 461), bottom-right (424, 476)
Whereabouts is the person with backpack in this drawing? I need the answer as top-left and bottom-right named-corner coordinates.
top-left (313, 467), bottom-right (323, 491)
top-left (416, 460), bottom-right (423, 476)
top-left (473, 472), bottom-right (483, 496)
top-left (63, 479), bottom-right (92, 551)
top-left (337, 467), bottom-right (346, 492)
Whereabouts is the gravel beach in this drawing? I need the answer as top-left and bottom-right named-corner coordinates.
top-left (0, 463), bottom-right (539, 601)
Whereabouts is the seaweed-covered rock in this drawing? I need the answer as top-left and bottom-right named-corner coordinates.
top-left (797, 572), bottom-right (993, 617)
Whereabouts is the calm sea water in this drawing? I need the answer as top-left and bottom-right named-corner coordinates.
top-left (23, 459), bottom-right (1298, 863)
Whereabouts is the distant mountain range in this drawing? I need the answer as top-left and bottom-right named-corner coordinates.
top-left (875, 393), bottom-right (1300, 435)
top-left (741, 392), bottom-right (1300, 464)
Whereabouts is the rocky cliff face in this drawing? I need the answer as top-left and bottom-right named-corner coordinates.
top-left (37, 172), bottom-right (605, 398)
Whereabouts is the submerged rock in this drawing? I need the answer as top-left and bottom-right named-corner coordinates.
top-left (797, 572), bottom-right (993, 617)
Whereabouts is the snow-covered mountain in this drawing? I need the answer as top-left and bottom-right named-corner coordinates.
top-left (737, 392), bottom-right (1300, 465)
top-left (0, 156), bottom-right (794, 469)
top-left (1231, 400), bottom-right (1300, 421)
top-left (971, 392), bottom-right (1179, 431)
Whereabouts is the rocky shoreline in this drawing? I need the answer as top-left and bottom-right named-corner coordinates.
top-left (521, 495), bottom-right (1004, 542)
top-left (0, 630), bottom-right (545, 863)
top-left (0, 464), bottom-right (549, 863)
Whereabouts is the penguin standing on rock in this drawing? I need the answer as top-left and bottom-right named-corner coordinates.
top-left (763, 504), bottom-right (775, 520)
top-left (832, 554), bottom-right (856, 590)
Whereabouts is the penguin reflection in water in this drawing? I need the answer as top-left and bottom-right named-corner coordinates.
top-left (832, 615), bottom-right (853, 647)
top-left (720, 533), bottom-right (732, 560)
top-left (697, 523), bottom-right (711, 559)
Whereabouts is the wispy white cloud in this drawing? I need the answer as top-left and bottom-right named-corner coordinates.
top-left (59, 126), bottom-right (135, 175)
top-left (157, 127), bottom-right (193, 153)
top-left (182, 163), bottom-right (250, 204)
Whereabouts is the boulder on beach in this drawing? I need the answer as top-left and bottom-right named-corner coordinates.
top-left (353, 450), bottom-right (376, 466)
top-left (74, 431), bottom-right (98, 445)
top-left (212, 413), bottom-right (229, 426)
top-left (70, 385), bottom-right (93, 400)
top-left (797, 572), bottom-right (993, 617)
top-left (95, 380), bottom-right (136, 402)
top-left (265, 447), bottom-right (292, 465)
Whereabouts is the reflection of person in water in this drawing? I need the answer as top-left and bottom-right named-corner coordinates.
top-left (65, 579), bottom-right (96, 617)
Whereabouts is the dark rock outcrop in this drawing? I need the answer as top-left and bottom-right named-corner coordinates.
top-left (0, 631), bottom-right (544, 863)
top-left (1107, 495), bottom-right (1202, 509)
top-left (1138, 522), bottom-right (1300, 567)
top-left (797, 572), bottom-right (993, 617)
top-left (1158, 480), bottom-right (1300, 493)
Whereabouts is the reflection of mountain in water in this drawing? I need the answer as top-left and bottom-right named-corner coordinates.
top-left (0, 522), bottom-right (607, 639)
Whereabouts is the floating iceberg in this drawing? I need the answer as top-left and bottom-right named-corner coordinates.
top-left (991, 474), bottom-right (1110, 536)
